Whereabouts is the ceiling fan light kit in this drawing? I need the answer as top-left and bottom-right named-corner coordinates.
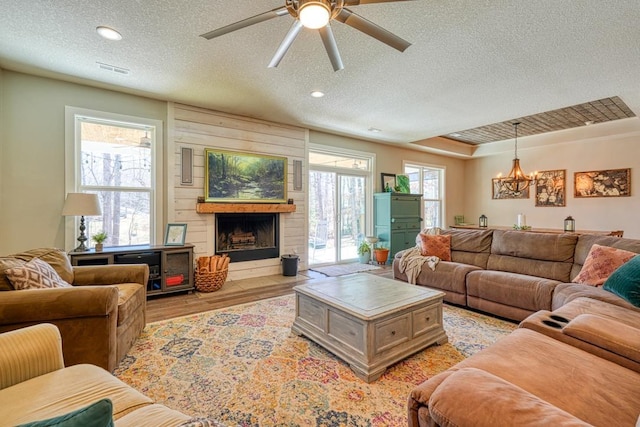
top-left (200, 0), bottom-right (415, 71)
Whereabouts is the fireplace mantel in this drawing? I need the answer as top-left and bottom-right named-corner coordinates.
top-left (196, 203), bottom-right (296, 214)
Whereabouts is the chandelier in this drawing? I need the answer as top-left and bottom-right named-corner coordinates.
top-left (497, 122), bottom-right (537, 192)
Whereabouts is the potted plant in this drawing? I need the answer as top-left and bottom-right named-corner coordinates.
top-left (373, 242), bottom-right (390, 265)
top-left (92, 231), bottom-right (108, 252)
top-left (357, 241), bottom-right (371, 264)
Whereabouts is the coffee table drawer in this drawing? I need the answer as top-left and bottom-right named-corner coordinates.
top-left (328, 309), bottom-right (365, 352)
top-left (298, 295), bottom-right (326, 331)
top-left (375, 314), bottom-right (410, 352)
top-left (412, 305), bottom-right (440, 337)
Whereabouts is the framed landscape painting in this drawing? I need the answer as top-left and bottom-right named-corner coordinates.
top-left (574, 168), bottom-right (631, 198)
top-left (535, 169), bottom-right (566, 207)
top-left (492, 178), bottom-right (530, 199)
top-left (205, 149), bottom-right (287, 203)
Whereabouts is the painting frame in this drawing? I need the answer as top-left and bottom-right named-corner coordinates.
top-left (205, 149), bottom-right (287, 203)
top-left (535, 169), bottom-right (566, 207)
top-left (574, 168), bottom-right (631, 198)
top-left (492, 178), bottom-right (530, 199)
top-left (164, 223), bottom-right (187, 246)
top-left (381, 173), bottom-right (396, 192)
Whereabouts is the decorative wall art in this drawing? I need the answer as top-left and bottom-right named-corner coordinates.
top-left (574, 168), bottom-right (631, 198)
top-left (395, 174), bottom-right (411, 193)
top-left (381, 173), bottom-right (396, 192)
top-left (205, 149), bottom-right (287, 203)
top-left (492, 178), bottom-right (530, 199)
top-left (535, 169), bottom-right (566, 207)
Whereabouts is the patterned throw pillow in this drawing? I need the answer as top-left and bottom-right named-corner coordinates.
top-left (5, 258), bottom-right (72, 290)
top-left (574, 244), bottom-right (637, 286)
top-left (418, 233), bottom-right (452, 261)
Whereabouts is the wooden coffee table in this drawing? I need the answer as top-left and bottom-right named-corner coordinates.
top-left (291, 273), bottom-right (447, 382)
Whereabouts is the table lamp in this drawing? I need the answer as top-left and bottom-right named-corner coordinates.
top-left (62, 193), bottom-right (102, 252)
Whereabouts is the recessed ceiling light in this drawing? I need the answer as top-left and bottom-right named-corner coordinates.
top-left (310, 91), bottom-right (325, 98)
top-left (450, 133), bottom-right (462, 137)
top-left (368, 127), bottom-right (381, 133)
top-left (96, 26), bottom-right (122, 41)
top-left (584, 120), bottom-right (594, 126)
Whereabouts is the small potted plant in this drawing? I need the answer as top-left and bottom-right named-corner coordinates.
top-left (92, 231), bottom-right (108, 252)
top-left (357, 241), bottom-right (371, 264)
top-left (373, 242), bottom-right (390, 265)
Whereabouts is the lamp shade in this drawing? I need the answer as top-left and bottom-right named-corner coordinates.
top-left (62, 193), bottom-right (102, 216)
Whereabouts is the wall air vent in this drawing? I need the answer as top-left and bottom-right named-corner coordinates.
top-left (96, 62), bottom-right (130, 75)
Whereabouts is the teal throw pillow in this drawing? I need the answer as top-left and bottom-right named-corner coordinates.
top-left (603, 255), bottom-right (640, 308)
top-left (17, 398), bottom-right (113, 427)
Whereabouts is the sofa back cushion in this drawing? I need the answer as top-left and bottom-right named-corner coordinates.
top-left (0, 248), bottom-right (73, 291)
top-left (571, 234), bottom-right (640, 280)
top-left (441, 229), bottom-right (493, 269)
top-left (487, 230), bottom-right (578, 282)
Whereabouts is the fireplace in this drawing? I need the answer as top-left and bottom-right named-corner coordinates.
top-left (215, 213), bottom-right (279, 262)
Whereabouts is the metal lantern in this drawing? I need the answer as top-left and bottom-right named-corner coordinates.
top-left (564, 216), bottom-right (575, 232)
top-left (479, 214), bottom-right (488, 228)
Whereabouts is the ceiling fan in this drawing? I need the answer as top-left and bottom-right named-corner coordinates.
top-left (200, 0), bottom-right (415, 71)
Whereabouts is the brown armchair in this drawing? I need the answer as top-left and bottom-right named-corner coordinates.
top-left (0, 248), bottom-right (148, 372)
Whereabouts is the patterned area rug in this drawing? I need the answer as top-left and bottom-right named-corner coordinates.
top-left (310, 263), bottom-right (381, 277)
top-left (115, 295), bottom-right (515, 426)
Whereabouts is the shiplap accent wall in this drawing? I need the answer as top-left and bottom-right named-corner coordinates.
top-left (170, 103), bottom-right (308, 280)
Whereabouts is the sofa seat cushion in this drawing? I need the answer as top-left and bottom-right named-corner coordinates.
top-left (114, 283), bottom-right (145, 327)
top-left (428, 368), bottom-right (591, 427)
top-left (115, 404), bottom-right (192, 427)
top-left (467, 270), bottom-right (560, 313)
top-left (409, 329), bottom-right (640, 427)
top-left (0, 364), bottom-right (152, 426)
top-left (552, 283), bottom-right (640, 312)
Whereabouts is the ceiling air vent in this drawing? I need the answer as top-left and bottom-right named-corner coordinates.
top-left (96, 62), bottom-right (130, 75)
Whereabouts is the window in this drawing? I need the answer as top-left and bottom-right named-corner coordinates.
top-left (66, 108), bottom-right (162, 248)
top-left (404, 164), bottom-right (444, 228)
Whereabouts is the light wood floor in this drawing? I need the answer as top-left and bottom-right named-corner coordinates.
top-left (147, 266), bottom-right (392, 322)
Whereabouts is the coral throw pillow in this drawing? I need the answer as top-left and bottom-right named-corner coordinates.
top-left (574, 244), bottom-right (637, 286)
top-left (419, 233), bottom-right (451, 261)
top-left (4, 258), bottom-right (72, 290)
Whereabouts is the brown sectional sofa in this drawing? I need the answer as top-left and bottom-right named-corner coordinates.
top-left (0, 248), bottom-right (148, 371)
top-left (403, 229), bottom-right (640, 426)
top-left (394, 228), bottom-right (640, 321)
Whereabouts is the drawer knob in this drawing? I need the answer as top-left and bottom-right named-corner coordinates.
top-left (391, 330), bottom-right (396, 335)
top-left (426, 317), bottom-right (430, 321)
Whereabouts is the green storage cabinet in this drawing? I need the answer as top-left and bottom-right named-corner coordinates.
top-left (374, 192), bottom-right (422, 263)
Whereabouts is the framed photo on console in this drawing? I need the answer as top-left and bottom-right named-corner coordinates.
top-left (164, 223), bottom-right (187, 246)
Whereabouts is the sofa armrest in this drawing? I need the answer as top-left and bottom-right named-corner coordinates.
top-left (564, 314), bottom-right (640, 364)
top-left (0, 286), bottom-right (119, 325)
top-left (428, 368), bottom-right (591, 427)
top-left (72, 264), bottom-right (149, 287)
top-left (0, 323), bottom-right (64, 390)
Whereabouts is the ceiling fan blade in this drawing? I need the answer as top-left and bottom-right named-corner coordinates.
top-left (268, 20), bottom-right (304, 68)
top-left (344, 0), bottom-right (416, 4)
top-left (335, 8), bottom-right (411, 52)
top-left (319, 25), bottom-right (344, 71)
top-left (200, 6), bottom-right (289, 40)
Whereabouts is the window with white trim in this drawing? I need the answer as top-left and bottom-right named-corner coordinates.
top-left (66, 108), bottom-right (162, 248)
top-left (404, 164), bottom-right (444, 228)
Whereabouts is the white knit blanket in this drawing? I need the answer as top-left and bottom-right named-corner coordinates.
top-left (397, 246), bottom-right (440, 284)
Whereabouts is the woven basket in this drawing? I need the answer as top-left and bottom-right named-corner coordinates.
top-left (195, 268), bottom-right (228, 292)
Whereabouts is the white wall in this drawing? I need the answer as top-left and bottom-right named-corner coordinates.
top-left (169, 104), bottom-right (307, 280)
top-left (464, 119), bottom-right (640, 238)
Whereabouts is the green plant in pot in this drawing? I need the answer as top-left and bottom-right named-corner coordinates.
top-left (92, 231), bottom-right (108, 252)
top-left (357, 241), bottom-right (371, 264)
top-left (373, 242), bottom-right (390, 265)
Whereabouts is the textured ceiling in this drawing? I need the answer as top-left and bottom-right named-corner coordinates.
top-left (1, 1), bottom-right (639, 155)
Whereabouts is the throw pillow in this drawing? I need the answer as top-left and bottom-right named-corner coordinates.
top-left (5, 258), bottom-right (72, 290)
top-left (0, 258), bottom-right (27, 291)
top-left (178, 418), bottom-right (227, 427)
top-left (418, 233), bottom-right (451, 261)
top-left (603, 255), bottom-right (640, 308)
top-left (17, 398), bottom-right (113, 427)
top-left (573, 244), bottom-right (637, 286)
